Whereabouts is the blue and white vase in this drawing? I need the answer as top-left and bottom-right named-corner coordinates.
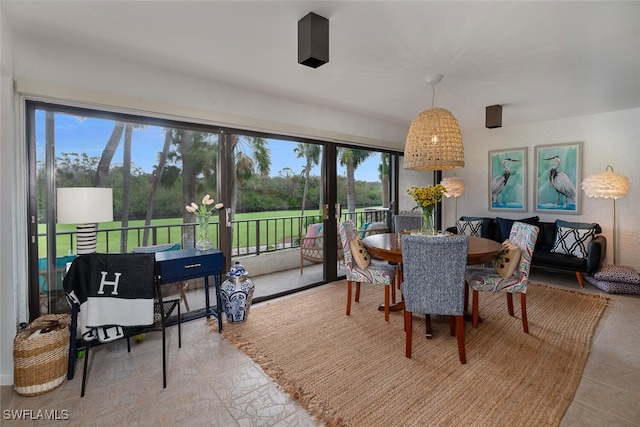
top-left (220, 261), bottom-right (255, 323)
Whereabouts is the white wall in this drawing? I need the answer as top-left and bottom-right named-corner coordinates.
top-left (439, 108), bottom-right (640, 269)
top-left (14, 35), bottom-right (408, 150)
top-left (0, 6), bottom-right (20, 386)
top-left (2, 26), bottom-right (638, 385)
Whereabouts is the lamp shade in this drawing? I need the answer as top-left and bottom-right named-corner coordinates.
top-left (581, 167), bottom-right (630, 199)
top-left (57, 187), bottom-right (114, 224)
top-left (441, 176), bottom-right (465, 198)
top-left (403, 107), bottom-right (465, 170)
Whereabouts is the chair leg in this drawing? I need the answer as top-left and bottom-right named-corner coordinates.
top-left (162, 326), bottom-right (167, 389)
top-left (456, 315), bottom-right (466, 364)
top-left (405, 310), bottom-right (413, 358)
top-left (472, 290), bottom-right (480, 328)
top-left (450, 316), bottom-right (455, 336)
top-left (355, 282), bottom-right (361, 302)
top-left (521, 293), bottom-right (529, 334)
top-left (177, 300), bottom-right (182, 348)
top-left (346, 280), bottom-right (352, 315)
top-left (81, 342), bottom-right (90, 397)
top-left (425, 314), bottom-right (432, 339)
top-left (391, 276), bottom-right (396, 304)
top-left (384, 284), bottom-right (390, 321)
top-left (575, 271), bottom-right (585, 287)
top-left (178, 281), bottom-right (190, 311)
top-left (507, 293), bottom-right (514, 316)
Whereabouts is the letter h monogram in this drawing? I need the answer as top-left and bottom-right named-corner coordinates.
top-left (97, 271), bottom-right (121, 295)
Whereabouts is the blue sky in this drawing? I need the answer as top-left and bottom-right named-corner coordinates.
top-left (39, 113), bottom-right (382, 182)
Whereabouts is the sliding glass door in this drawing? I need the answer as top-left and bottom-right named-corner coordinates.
top-left (25, 100), bottom-right (399, 320)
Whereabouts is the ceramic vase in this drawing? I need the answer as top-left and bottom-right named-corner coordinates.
top-left (220, 261), bottom-right (255, 323)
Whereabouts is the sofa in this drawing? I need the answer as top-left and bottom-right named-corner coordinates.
top-left (447, 216), bottom-right (607, 286)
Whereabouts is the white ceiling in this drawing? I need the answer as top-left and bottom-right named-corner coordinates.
top-left (3, 1), bottom-right (640, 134)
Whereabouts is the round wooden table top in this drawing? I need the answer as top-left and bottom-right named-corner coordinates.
top-left (361, 233), bottom-right (502, 265)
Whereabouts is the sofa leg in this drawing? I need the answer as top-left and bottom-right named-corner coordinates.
top-left (575, 271), bottom-right (585, 287)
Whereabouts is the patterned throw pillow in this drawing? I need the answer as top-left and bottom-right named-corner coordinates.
top-left (456, 219), bottom-right (483, 237)
top-left (585, 275), bottom-right (640, 295)
top-left (493, 239), bottom-right (522, 279)
top-left (551, 225), bottom-right (595, 259)
top-left (594, 264), bottom-right (640, 285)
top-left (349, 237), bottom-right (371, 269)
top-left (496, 216), bottom-right (539, 242)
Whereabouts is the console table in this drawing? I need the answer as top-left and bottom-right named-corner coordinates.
top-left (155, 248), bottom-right (225, 331)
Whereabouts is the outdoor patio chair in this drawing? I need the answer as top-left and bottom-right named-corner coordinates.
top-left (300, 223), bottom-right (344, 274)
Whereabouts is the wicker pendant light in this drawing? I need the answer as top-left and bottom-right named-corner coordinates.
top-left (404, 75), bottom-right (464, 170)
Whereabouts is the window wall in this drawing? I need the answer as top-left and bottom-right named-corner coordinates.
top-left (26, 100), bottom-right (400, 319)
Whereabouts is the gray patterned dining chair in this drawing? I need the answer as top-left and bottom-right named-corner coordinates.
top-left (394, 214), bottom-right (422, 233)
top-left (402, 234), bottom-right (469, 363)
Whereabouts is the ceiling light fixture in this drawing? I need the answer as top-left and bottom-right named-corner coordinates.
top-left (298, 12), bottom-right (329, 68)
top-left (403, 74), bottom-right (464, 170)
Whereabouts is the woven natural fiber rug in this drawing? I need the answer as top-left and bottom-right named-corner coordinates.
top-left (221, 281), bottom-right (607, 426)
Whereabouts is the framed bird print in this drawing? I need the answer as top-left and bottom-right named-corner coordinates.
top-left (534, 142), bottom-right (582, 214)
top-left (488, 148), bottom-right (527, 212)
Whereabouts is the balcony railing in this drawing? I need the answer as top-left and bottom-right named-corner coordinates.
top-left (44, 208), bottom-right (390, 257)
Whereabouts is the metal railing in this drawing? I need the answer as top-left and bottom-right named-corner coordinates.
top-left (46, 208), bottom-right (390, 257)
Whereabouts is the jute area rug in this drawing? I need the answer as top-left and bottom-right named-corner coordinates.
top-left (221, 281), bottom-right (607, 426)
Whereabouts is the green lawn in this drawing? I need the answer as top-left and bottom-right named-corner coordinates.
top-left (40, 208), bottom-right (381, 257)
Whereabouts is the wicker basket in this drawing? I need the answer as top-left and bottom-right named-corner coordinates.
top-left (13, 314), bottom-right (70, 396)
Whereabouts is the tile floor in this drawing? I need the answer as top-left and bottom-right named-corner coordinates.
top-left (2, 268), bottom-right (639, 426)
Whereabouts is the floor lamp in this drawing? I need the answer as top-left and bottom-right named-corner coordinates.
top-left (57, 187), bottom-right (114, 255)
top-left (441, 175), bottom-right (465, 222)
top-left (581, 166), bottom-right (629, 265)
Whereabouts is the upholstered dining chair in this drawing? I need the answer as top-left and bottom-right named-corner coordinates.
top-left (392, 214), bottom-right (422, 294)
top-left (402, 234), bottom-right (469, 363)
top-left (466, 221), bottom-right (540, 333)
top-left (338, 221), bottom-right (396, 321)
top-left (394, 214), bottom-right (422, 233)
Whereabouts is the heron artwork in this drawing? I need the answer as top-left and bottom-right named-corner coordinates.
top-left (492, 158), bottom-right (520, 204)
top-left (545, 155), bottom-right (576, 207)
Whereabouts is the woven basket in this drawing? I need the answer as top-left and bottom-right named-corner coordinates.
top-left (13, 314), bottom-right (70, 396)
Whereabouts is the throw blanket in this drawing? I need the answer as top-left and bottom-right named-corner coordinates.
top-left (63, 253), bottom-right (155, 343)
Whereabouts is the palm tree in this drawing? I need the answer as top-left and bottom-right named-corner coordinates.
top-left (227, 135), bottom-right (271, 216)
top-left (142, 129), bottom-right (174, 246)
top-left (166, 130), bottom-right (219, 247)
top-left (378, 153), bottom-right (390, 208)
top-left (94, 121), bottom-right (125, 187)
top-left (293, 142), bottom-right (321, 216)
top-left (339, 148), bottom-right (374, 216)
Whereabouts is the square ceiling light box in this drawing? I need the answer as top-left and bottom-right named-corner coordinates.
top-left (298, 12), bottom-right (329, 68)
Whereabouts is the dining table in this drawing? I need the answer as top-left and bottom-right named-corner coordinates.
top-left (361, 232), bottom-right (503, 318)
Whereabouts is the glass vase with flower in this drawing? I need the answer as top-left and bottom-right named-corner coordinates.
top-left (185, 194), bottom-right (224, 250)
top-left (406, 184), bottom-right (446, 236)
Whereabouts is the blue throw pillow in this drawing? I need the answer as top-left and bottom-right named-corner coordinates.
top-left (496, 216), bottom-right (539, 242)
